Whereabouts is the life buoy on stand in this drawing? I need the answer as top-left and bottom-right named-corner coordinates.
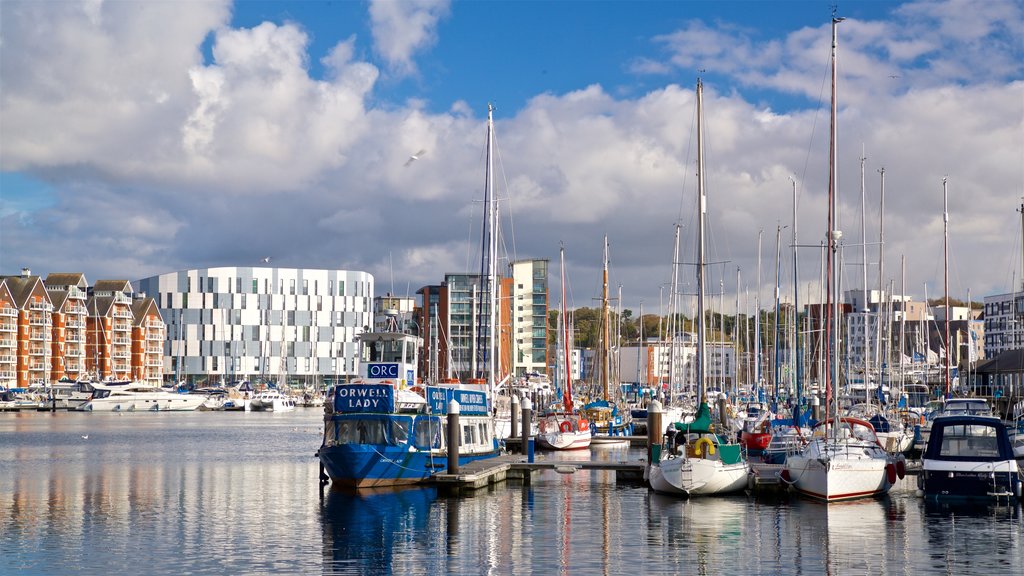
top-left (694, 436), bottom-right (716, 457)
top-left (559, 420), bottom-right (573, 433)
top-left (578, 419), bottom-right (590, 432)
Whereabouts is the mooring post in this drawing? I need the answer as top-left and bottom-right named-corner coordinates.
top-left (647, 399), bottom-right (663, 480)
top-left (717, 394), bottom-right (729, 431)
top-left (511, 394), bottom-right (520, 440)
top-left (521, 396), bottom-right (533, 457)
top-left (812, 394), bottom-right (822, 422)
top-left (447, 400), bottom-right (460, 475)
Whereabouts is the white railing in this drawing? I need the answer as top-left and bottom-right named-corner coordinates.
top-left (66, 319), bottom-right (86, 328)
top-left (29, 331), bottom-right (48, 341)
top-left (112, 350), bottom-right (130, 359)
top-left (0, 322), bottom-right (16, 332)
top-left (29, 317), bottom-right (51, 326)
top-left (0, 339), bottom-right (15, 349)
top-left (0, 355), bottom-right (15, 364)
top-left (146, 359), bottom-right (163, 367)
top-left (0, 308), bottom-right (16, 317)
top-left (0, 371), bottom-right (15, 380)
top-left (29, 301), bottom-right (53, 312)
top-left (113, 337), bottom-right (130, 345)
top-left (28, 347), bottom-right (47, 356)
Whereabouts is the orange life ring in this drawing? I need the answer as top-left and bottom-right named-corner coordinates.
top-left (579, 419), bottom-right (590, 432)
top-left (559, 420), bottom-right (573, 433)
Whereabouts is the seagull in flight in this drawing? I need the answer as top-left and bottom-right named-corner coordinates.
top-left (81, 435), bottom-right (88, 440)
top-left (262, 257), bottom-right (271, 264)
top-left (404, 149), bottom-right (427, 167)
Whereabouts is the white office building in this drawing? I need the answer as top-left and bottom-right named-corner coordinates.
top-left (136, 267), bottom-right (373, 388)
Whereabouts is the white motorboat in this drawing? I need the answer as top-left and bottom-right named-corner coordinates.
top-left (248, 390), bottom-right (297, 412)
top-left (77, 382), bottom-right (206, 412)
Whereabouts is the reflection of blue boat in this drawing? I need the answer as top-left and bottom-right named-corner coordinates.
top-left (919, 415), bottom-right (1021, 502)
top-left (321, 485), bottom-right (437, 571)
top-left (318, 330), bottom-right (499, 488)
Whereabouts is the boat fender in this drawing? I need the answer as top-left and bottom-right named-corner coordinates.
top-left (559, 420), bottom-right (573, 433)
top-left (895, 457), bottom-right (906, 480)
top-left (885, 462), bottom-right (897, 485)
top-left (779, 469), bottom-right (791, 483)
top-left (695, 437), bottom-right (716, 457)
top-left (579, 419), bottom-right (589, 432)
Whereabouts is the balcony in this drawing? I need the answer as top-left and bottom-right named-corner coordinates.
top-left (146, 332), bottom-right (164, 341)
top-left (147, 345), bottom-right (162, 354)
top-left (0, 307), bottom-right (16, 317)
top-left (0, 339), bottom-right (14, 349)
top-left (0, 355), bottom-right (15, 364)
top-left (0, 371), bottom-right (15, 380)
top-left (66, 319), bottom-right (86, 329)
top-left (113, 337), bottom-right (131, 345)
top-left (112, 350), bottom-right (130, 359)
top-left (112, 363), bottom-right (130, 373)
top-left (29, 363), bottom-right (48, 372)
top-left (65, 349), bottom-right (85, 358)
top-left (29, 301), bottom-right (53, 312)
top-left (146, 359), bottom-right (163, 367)
top-left (29, 331), bottom-right (48, 342)
top-left (66, 334), bottom-right (82, 343)
top-left (29, 316), bottom-right (52, 326)
top-left (113, 308), bottom-right (133, 319)
top-left (28, 347), bottom-right (47, 356)
top-left (0, 322), bottom-right (15, 332)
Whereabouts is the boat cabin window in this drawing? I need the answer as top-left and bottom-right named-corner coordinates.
top-left (413, 416), bottom-right (443, 450)
top-left (92, 389), bottom-right (111, 399)
top-left (362, 337), bottom-right (408, 364)
top-left (462, 423), bottom-right (476, 446)
top-left (326, 417), bottom-right (410, 446)
top-left (938, 424), bottom-right (1000, 458)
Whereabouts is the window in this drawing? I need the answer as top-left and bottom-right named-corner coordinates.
top-left (302, 279), bottom-right (308, 296)
top-left (339, 281), bottom-right (346, 296)
top-left (290, 279), bottom-right (296, 295)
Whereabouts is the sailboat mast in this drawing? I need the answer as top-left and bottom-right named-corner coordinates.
top-left (774, 224), bottom-right (783, 404)
top-left (943, 177), bottom-right (950, 398)
top-left (827, 15), bottom-right (845, 424)
top-left (560, 245), bottom-right (573, 411)
top-left (602, 235), bottom-right (611, 401)
top-left (860, 150), bottom-right (870, 406)
top-left (668, 224), bottom-right (680, 395)
top-left (755, 229), bottom-right (763, 398)
top-left (877, 167), bottom-right (886, 390)
top-left (791, 177), bottom-right (802, 422)
top-left (696, 77), bottom-right (708, 405)
top-left (481, 103), bottom-right (499, 396)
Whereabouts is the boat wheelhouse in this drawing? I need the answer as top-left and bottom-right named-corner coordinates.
top-left (918, 415), bottom-right (1021, 502)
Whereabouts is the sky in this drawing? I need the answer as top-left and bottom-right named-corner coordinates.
top-left (1, 0), bottom-right (1022, 316)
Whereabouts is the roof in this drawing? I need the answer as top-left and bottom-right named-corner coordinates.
top-left (44, 273), bottom-right (87, 289)
top-left (974, 349), bottom-right (1024, 374)
top-left (92, 280), bottom-right (133, 293)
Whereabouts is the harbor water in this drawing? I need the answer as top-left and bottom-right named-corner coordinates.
top-left (1, 410), bottom-right (1021, 575)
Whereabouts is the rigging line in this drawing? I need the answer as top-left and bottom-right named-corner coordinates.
top-left (676, 84), bottom-right (698, 226)
top-left (492, 126), bottom-right (518, 265)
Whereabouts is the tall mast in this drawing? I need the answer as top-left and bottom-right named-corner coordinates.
top-left (774, 223), bottom-right (783, 404)
top-left (900, 255), bottom-right (906, 390)
top-left (877, 167), bottom-right (886, 393)
top-left (860, 149), bottom-right (869, 406)
top-left (826, 15), bottom-right (845, 424)
top-left (560, 245), bottom-right (572, 411)
top-left (755, 229), bottom-right (763, 399)
top-left (479, 104), bottom-right (499, 396)
top-left (735, 267), bottom-right (741, 398)
top-left (943, 177), bottom-right (950, 398)
top-left (695, 77), bottom-right (708, 405)
top-left (791, 176), bottom-right (802, 422)
top-left (668, 224), bottom-right (681, 396)
top-left (602, 235), bottom-right (611, 401)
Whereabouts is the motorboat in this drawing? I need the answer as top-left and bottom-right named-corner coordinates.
top-left (918, 415), bottom-right (1020, 501)
top-left (248, 390), bottom-right (297, 412)
top-left (77, 381), bottom-right (206, 412)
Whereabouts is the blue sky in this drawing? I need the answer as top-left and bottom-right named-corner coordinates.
top-left (1, 0), bottom-right (1022, 313)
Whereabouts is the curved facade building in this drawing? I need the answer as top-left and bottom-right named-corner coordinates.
top-left (136, 267), bottom-right (373, 388)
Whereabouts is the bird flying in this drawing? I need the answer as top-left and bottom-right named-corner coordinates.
top-left (404, 149), bottom-right (427, 167)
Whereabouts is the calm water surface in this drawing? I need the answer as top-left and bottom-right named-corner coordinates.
top-left (1, 410), bottom-right (1021, 575)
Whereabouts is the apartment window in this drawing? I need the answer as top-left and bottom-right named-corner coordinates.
top-left (207, 277), bottom-right (214, 293)
top-left (339, 281), bottom-right (346, 296)
top-left (290, 279), bottom-right (296, 295)
top-left (187, 277), bottom-right (192, 293)
top-left (329, 280), bottom-right (334, 295)
top-left (302, 280), bottom-right (308, 296)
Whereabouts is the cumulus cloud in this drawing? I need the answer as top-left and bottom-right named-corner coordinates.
top-left (368, 0), bottom-right (450, 77)
top-left (0, 0), bottom-right (1020, 310)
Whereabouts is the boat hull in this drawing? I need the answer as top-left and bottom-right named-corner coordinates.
top-left (783, 440), bottom-right (891, 502)
top-left (649, 455), bottom-right (748, 496)
top-left (318, 443), bottom-right (500, 488)
top-left (535, 430), bottom-right (591, 450)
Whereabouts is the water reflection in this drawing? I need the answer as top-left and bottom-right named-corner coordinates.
top-left (320, 486), bottom-right (438, 575)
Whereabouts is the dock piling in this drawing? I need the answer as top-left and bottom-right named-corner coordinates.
top-left (448, 400), bottom-right (460, 475)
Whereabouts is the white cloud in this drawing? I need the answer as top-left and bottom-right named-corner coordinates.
top-left (368, 0), bottom-right (450, 77)
top-left (0, 0), bottom-right (1020, 310)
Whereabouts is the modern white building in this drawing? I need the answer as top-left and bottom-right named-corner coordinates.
top-left (509, 259), bottom-right (549, 378)
top-left (136, 267), bottom-right (373, 388)
top-left (983, 291), bottom-right (1023, 357)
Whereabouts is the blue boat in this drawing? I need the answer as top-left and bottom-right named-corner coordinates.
top-left (317, 329), bottom-right (500, 488)
top-left (918, 415), bottom-right (1021, 502)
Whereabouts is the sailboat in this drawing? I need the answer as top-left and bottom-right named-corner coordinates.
top-left (317, 105), bottom-right (502, 487)
top-left (648, 77), bottom-right (749, 496)
top-left (781, 17), bottom-right (896, 502)
top-left (583, 236), bottom-right (634, 439)
top-left (537, 246), bottom-right (592, 450)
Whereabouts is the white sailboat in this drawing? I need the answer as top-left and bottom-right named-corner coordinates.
top-left (781, 17), bottom-right (896, 502)
top-left (536, 246), bottom-right (592, 450)
top-left (648, 77), bottom-right (749, 496)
